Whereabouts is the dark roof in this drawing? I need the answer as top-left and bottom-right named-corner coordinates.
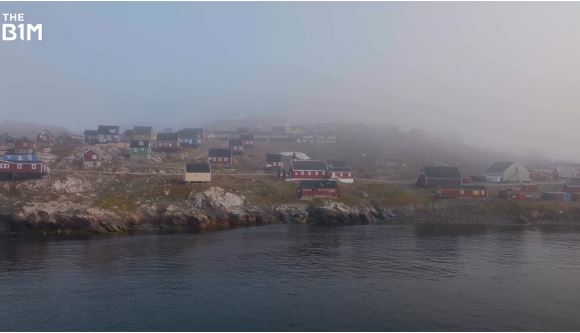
top-left (185, 163), bottom-right (211, 173)
top-left (327, 160), bottom-right (347, 168)
top-left (329, 166), bottom-right (352, 172)
top-left (133, 126), bottom-right (153, 134)
top-left (422, 166), bottom-right (462, 179)
top-left (299, 180), bottom-right (338, 189)
top-left (484, 161), bottom-right (516, 174)
top-left (157, 132), bottom-right (179, 141)
top-left (97, 125), bottom-right (120, 134)
top-left (58, 132), bottom-right (71, 138)
top-left (438, 184), bottom-right (487, 190)
top-left (266, 153), bottom-right (282, 163)
top-left (229, 138), bottom-right (243, 146)
top-left (567, 178), bottom-right (580, 187)
top-left (16, 136), bottom-right (33, 143)
top-left (130, 140), bottom-right (150, 148)
top-left (209, 148), bottom-right (232, 157)
top-left (179, 128), bottom-right (203, 137)
top-left (84, 129), bottom-right (98, 136)
top-left (241, 134), bottom-right (254, 140)
top-left (291, 160), bottom-right (328, 171)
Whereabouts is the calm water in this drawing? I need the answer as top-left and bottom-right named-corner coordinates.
top-left (2, 224), bottom-right (580, 331)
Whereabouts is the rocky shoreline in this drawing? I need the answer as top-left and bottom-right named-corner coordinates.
top-left (2, 184), bottom-right (580, 235)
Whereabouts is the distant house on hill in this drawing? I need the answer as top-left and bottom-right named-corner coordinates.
top-left (178, 128), bottom-right (203, 148)
top-left (56, 132), bottom-right (82, 146)
top-left (208, 148), bottom-right (232, 168)
top-left (14, 136), bottom-right (36, 155)
top-left (0, 157), bottom-right (46, 181)
top-left (289, 160), bottom-right (328, 180)
top-left (82, 149), bottom-right (102, 168)
top-left (84, 130), bottom-right (98, 145)
top-left (156, 132), bottom-right (181, 152)
top-left (241, 134), bottom-right (254, 148)
top-left (130, 126), bottom-right (155, 141)
top-left (184, 163), bottom-right (211, 183)
top-left (229, 138), bottom-right (244, 155)
top-left (483, 161), bottom-right (530, 183)
top-left (436, 184), bottom-right (488, 198)
top-left (327, 161), bottom-right (354, 183)
top-left (36, 128), bottom-right (56, 147)
top-left (97, 125), bottom-right (120, 144)
top-left (297, 180), bottom-right (339, 200)
top-left (416, 166), bottom-right (462, 188)
top-left (265, 153), bottom-right (283, 171)
top-left (129, 140), bottom-right (151, 160)
top-left (564, 178), bottom-right (580, 193)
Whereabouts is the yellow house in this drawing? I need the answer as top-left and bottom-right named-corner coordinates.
top-left (185, 163), bottom-right (211, 183)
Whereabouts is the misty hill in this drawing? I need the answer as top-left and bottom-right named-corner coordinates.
top-left (0, 121), bottom-right (69, 138)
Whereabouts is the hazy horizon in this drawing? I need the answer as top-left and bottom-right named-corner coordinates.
top-left (2, 2), bottom-right (580, 160)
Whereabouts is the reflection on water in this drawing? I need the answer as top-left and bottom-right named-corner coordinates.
top-left (2, 224), bottom-right (580, 331)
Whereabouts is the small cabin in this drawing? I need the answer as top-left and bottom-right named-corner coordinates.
top-left (96, 125), bottom-right (120, 144)
top-left (82, 149), bottom-right (102, 168)
top-left (156, 132), bottom-right (181, 152)
top-left (130, 140), bottom-right (151, 160)
top-left (241, 134), bottom-right (254, 148)
top-left (36, 128), bottom-right (56, 147)
top-left (185, 163), bottom-right (211, 183)
top-left (416, 166), bottom-right (462, 188)
top-left (208, 148), bottom-right (232, 168)
top-left (265, 153), bottom-right (283, 171)
top-left (56, 132), bottom-right (82, 146)
top-left (289, 160), bottom-right (328, 180)
top-left (228, 138), bottom-right (244, 155)
top-left (436, 185), bottom-right (488, 198)
top-left (14, 137), bottom-right (36, 155)
top-left (0, 158), bottom-right (45, 181)
top-left (297, 180), bottom-right (339, 200)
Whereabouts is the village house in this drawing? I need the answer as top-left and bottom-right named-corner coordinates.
top-left (0, 154), bottom-right (45, 181)
top-left (265, 153), bottom-right (283, 171)
top-left (564, 178), bottom-right (580, 193)
top-left (36, 128), bottom-right (56, 147)
top-left (184, 163), bottom-right (211, 183)
top-left (297, 180), bottom-right (339, 200)
top-left (241, 134), bottom-right (254, 148)
top-left (296, 134), bottom-right (337, 144)
top-left (436, 184), bottom-right (488, 199)
top-left (416, 166), bottom-right (462, 188)
top-left (13, 137), bottom-right (36, 155)
top-left (326, 161), bottom-right (354, 183)
top-left (82, 149), bottom-right (102, 168)
top-left (208, 148), bottom-right (232, 168)
top-left (289, 160), bottom-right (328, 180)
top-left (554, 164), bottom-right (580, 179)
top-left (130, 126), bottom-right (155, 141)
top-left (229, 138), bottom-right (244, 155)
top-left (129, 140), bottom-right (151, 160)
top-left (529, 168), bottom-right (559, 181)
top-left (83, 130), bottom-right (98, 145)
top-left (0, 133), bottom-right (15, 148)
top-left (56, 132), bottom-right (82, 146)
top-left (178, 128), bottom-right (203, 148)
top-left (156, 132), bottom-right (181, 152)
top-left (483, 161), bottom-right (530, 183)
top-left (97, 125), bottom-right (120, 144)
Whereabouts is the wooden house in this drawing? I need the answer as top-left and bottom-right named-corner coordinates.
top-left (0, 155), bottom-right (45, 181)
top-left (84, 130), bottom-right (98, 145)
top-left (36, 128), bottom-right (56, 147)
top-left (229, 138), bottom-right (244, 155)
top-left (156, 132), bottom-right (181, 152)
top-left (555, 165), bottom-right (580, 179)
top-left (208, 148), bottom-right (232, 168)
top-left (129, 140), bottom-right (151, 160)
top-left (265, 153), bottom-right (283, 171)
top-left (289, 160), bottom-right (328, 180)
top-left (178, 128), bottom-right (203, 148)
top-left (56, 132), bottom-right (82, 146)
top-left (97, 125), bottom-right (120, 144)
top-left (241, 134), bottom-right (254, 148)
top-left (326, 161), bottom-right (354, 183)
top-left (483, 161), bottom-right (530, 183)
top-left (416, 166), bottom-right (462, 188)
top-left (436, 185), bottom-right (488, 198)
top-left (564, 178), bottom-right (580, 193)
top-left (14, 137), bottom-right (36, 154)
top-left (184, 163), bottom-right (211, 183)
top-left (297, 180), bottom-right (339, 200)
top-left (130, 126), bottom-right (155, 141)
top-left (82, 149), bottom-right (102, 168)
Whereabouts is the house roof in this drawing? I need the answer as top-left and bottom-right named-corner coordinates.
top-left (484, 161), bottom-right (516, 174)
top-left (133, 126), bottom-right (153, 134)
top-left (299, 180), bottom-right (338, 189)
top-left (291, 160), bottom-right (328, 171)
top-left (84, 130), bottom-right (98, 136)
top-left (422, 166), bottom-right (462, 179)
top-left (185, 163), bottom-right (211, 173)
top-left (179, 128), bottom-right (203, 137)
top-left (58, 132), bottom-right (71, 139)
top-left (97, 125), bottom-right (120, 134)
top-left (209, 148), bottom-right (232, 157)
top-left (16, 136), bottom-right (33, 144)
top-left (266, 153), bottom-right (282, 163)
top-left (567, 178), bottom-right (580, 187)
top-left (327, 160), bottom-right (347, 168)
top-left (229, 138), bottom-right (243, 146)
top-left (157, 132), bottom-right (179, 141)
top-left (130, 140), bottom-right (150, 148)
top-left (438, 184), bottom-right (487, 190)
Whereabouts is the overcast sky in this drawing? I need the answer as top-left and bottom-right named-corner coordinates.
top-left (2, 2), bottom-right (580, 159)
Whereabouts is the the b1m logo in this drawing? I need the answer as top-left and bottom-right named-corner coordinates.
top-left (2, 13), bottom-right (43, 41)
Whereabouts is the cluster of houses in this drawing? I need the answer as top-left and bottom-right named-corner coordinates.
top-left (0, 134), bottom-right (47, 181)
top-left (417, 161), bottom-right (580, 202)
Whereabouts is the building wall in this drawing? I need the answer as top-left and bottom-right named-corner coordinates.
top-left (503, 162), bottom-right (531, 182)
top-left (185, 172), bottom-right (211, 182)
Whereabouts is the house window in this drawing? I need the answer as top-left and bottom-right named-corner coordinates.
top-left (460, 190), bottom-right (464, 195)
top-left (32, 164), bottom-right (36, 170)
top-left (473, 190), bottom-right (480, 195)
top-left (17, 164), bottom-right (22, 169)
top-left (92, 155), bottom-right (97, 160)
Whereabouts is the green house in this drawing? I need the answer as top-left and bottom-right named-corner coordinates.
top-left (130, 140), bottom-right (151, 160)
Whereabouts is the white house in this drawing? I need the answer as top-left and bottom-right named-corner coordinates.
top-left (483, 161), bottom-right (530, 183)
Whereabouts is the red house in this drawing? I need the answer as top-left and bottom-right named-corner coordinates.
top-left (0, 159), bottom-right (45, 181)
top-left (229, 138), bottom-right (244, 155)
top-left (297, 180), bottom-right (339, 200)
top-left (564, 178), bottom-right (580, 193)
top-left (326, 160), bottom-right (354, 183)
top-left (437, 185), bottom-right (488, 198)
top-left (416, 166), bottom-right (462, 188)
top-left (82, 149), bottom-right (102, 168)
top-left (208, 148), bottom-right (232, 168)
top-left (14, 137), bottom-right (36, 154)
top-left (156, 132), bottom-right (181, 152)
top-left (36, 128), bottom-right (56, 147)
top-left (289, 160), bottom-right (328, 180)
